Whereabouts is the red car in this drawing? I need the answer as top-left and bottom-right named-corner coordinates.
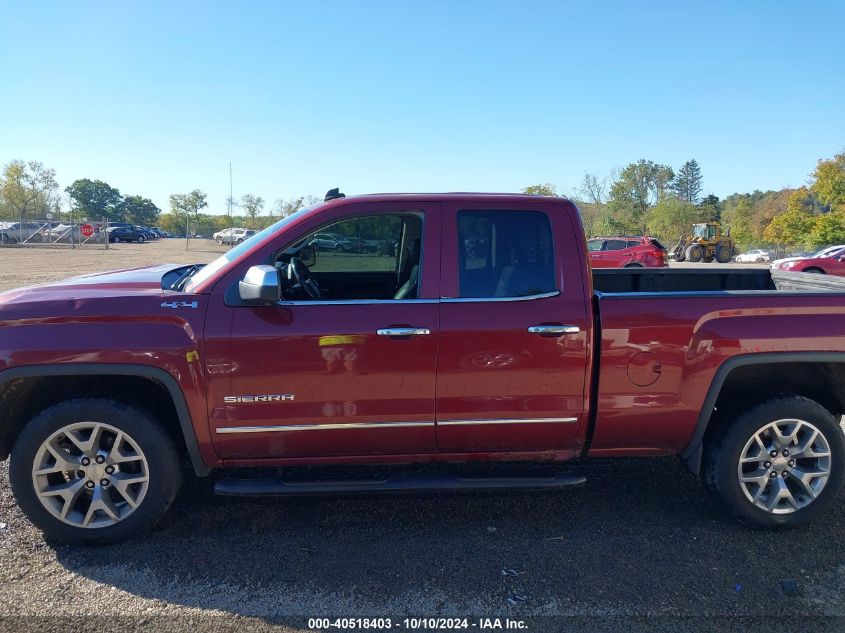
top-left (771, 245), bottom-right (845, 275)
top-left (4, 191), bottom-right (845, 544)
top-left (587, 236), bottom-right (667, 268)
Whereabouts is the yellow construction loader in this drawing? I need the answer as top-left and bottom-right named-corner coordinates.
top-left (670, 222), bottom-right (735, 263)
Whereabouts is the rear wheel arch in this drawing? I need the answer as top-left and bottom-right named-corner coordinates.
top-left (682, 353), bottom-right (845, 475)
top-left (0, 364), bottom-right (210, 477)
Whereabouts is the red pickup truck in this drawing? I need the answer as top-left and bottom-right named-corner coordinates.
top-left (3, 191), bottom-right (845, 544)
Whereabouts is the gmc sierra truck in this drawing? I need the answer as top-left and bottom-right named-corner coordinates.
top-left (2, 191), bottom-right (845, 544)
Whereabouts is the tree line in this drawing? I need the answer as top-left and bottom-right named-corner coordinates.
top-left (3, 152), bottom-right (844, 249)
top-left (524, 151), bottom-right (845, 249)
top-left (0, 160), bottom-right (316, 235)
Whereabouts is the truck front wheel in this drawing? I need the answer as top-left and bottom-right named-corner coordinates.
top-left (9, 398), bottom-right (182, 545)
top-left (704, 396), bottom-right (845, 528)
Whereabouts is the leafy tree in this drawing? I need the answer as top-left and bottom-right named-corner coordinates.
top-left (273, 196), bottom-right (312, 218)
top-left (763, 207), bottom-right (814, 246)
top-left (522, 183), bottom-right (559, 197)
top-left (726, 198), bottom-right (756, 244)
top-left (811, 152), bottom-right (845, 211)
top-left (580, 173), bottom-right (606, 204)
top-left (169, 189), bottom-right (208, 222)
top-left (808, 211), bottom-right (845, 248)
top-left (672, 159), bottom-right (703, 203)
top-left (1, 160), bottom-right (58, 221)
top-left (645, 197), bottom-right (699, 241)
top-left (787, 187), bottom-right (816, 214)
top-left (606, 159), bottom-right (674, 233)
top-left (698, 194), bottom-right (721, 222)
top-left (240, 194), bottom-right (265, 227)
top-left (121, 195), bottom-right (160, 225)
top-left (66, 178), bottom-right (122, 221)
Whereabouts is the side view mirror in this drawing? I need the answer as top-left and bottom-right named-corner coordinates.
top-left (239, 265), bottom-right (280, 304)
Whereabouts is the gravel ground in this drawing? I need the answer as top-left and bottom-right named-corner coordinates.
top-left (0, 242), bottom-right (839, 632)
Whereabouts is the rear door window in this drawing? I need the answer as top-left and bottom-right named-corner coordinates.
top-left (604, 239), bottom-right (627, 251)
top-left (457, 210), bottom-right (556, 298)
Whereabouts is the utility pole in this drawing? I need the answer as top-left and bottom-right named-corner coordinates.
top-left (229, 162), bottom-right (234, 234)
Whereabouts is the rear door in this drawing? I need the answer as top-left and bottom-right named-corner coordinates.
top-left (587, 239), bottom-right (611, 268)
top-left (603, 239), bottom-right (633, 267)
top-left (435, 200), bottom-right (591, 453)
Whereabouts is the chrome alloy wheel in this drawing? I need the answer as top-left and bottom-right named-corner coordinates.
top-left (31, 422), bottom-right (149, 528)
top-left (738, 418), bottom-right (832, 514)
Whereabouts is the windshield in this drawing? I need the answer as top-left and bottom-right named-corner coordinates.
top-left (693, 224), bottom-right (707, 238)
top-left (184, 203), bottom-right (320, 292)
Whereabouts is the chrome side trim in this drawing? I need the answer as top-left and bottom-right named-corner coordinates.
top-left (277, 298), bottom-right (439, 306)
top-left (440, 290), bottom-right (560, 303)
top-left (215, 420), bottom-right (435, 434)
top-left (438, 417), bottom-right (578, 426)
top-left (275, 290), bottom-right (560, 306)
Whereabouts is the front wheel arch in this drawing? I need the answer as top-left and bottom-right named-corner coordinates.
top-left (0, 365), bottom-right (211, 476)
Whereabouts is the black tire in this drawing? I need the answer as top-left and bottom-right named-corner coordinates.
top-left (624, 263), bottom-right (643, 268)
top-left (137, 235), bottom-right (145, 243)
top-left (703, 396), bottom-right (845, 528)
top-left (714, 243), bottom-right (733, 263)
top-left (805, 267), bottom-right (825, 274)
top-left (9, 398), bottom-right (183, 545)
top-left (113, 235), bottom-right (120, 243)
top-left (236, 238), bottom-right (243, 244)
top-left (686, 244), bottom-right (704, 262)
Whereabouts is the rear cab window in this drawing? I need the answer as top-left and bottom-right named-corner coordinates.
top-left (456, 210), bottom-right (556, 298)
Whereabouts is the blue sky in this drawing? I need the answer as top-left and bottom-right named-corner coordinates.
top-left (1, 0), bottom-right (843, 214)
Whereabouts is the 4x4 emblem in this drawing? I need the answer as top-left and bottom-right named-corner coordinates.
top-left (161, 301), bottom-right (199, 309)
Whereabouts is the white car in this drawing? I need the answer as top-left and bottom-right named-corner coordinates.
top-left (734, 249), bottom-right (773, 263)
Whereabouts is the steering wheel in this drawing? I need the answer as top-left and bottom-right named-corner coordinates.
top-left (288, 257), bottom-right (322, 300)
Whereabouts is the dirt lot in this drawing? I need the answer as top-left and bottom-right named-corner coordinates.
top-left (0, 241), bottom-right (841, 632)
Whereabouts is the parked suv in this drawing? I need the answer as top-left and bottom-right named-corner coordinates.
top-left (107, 226), bottom-right (148, 243)
top-left (216, 228), bottom-right (255, 245)
top-left (587, 236), bottom-right (667, 268)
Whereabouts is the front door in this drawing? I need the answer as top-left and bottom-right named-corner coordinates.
top-left (206, 202), bottom-right (441, 460)
top-left (435, 201), bottom-right (591, 453)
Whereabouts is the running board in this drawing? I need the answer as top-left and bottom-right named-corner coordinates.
top-left (214, 472), bottom-right (586, 497)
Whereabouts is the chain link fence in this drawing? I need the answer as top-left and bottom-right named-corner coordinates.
top-left (731, 243), bottom-right (821, 262)
top-left (0, 218), bottom-right (107, 248)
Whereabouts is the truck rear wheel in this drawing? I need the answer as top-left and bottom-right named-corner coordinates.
top-left (704, 396), bottom-right (845, 528)
top-left (9, 398), bottom-right (182, 545)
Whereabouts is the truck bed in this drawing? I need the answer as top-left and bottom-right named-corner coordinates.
top-left (592, 268), bottom-right (845, 294)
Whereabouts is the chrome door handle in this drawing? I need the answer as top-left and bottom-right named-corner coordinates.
top-left (528, 325), bottom-right (580, 335)
top-left (377, 327), bottom-right (431, 337)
